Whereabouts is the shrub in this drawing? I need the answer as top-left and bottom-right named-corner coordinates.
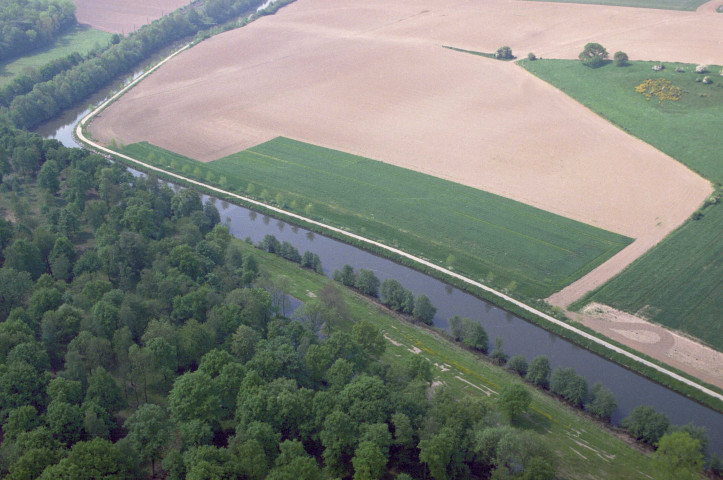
top-left (526, 356), bottom-right (551, 388)
top-left (507, 355), bottom-right (528, 376)
top-left (622, 405), bottom-right (670, 446)
top-left (635, 79), bottom-right (682, 102)
top-left (527, 52), bottom-right (537, 61)
top-left (613, 51), bottom-right (628, 67)
top-left (702, 76), bottom-right (712, 84)
top-left (495, 46), bottom-right (513, 60)
top-left (695, 64), bottom-right (708, 73)
top-left (675, 66), bottom-right (685, 73)
top-left (578, 42), bottom-right (608, 68)
top-left (652, 63), bottom-right (664, 71)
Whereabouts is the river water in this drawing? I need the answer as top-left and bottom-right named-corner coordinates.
top-left (37, 74), bottom-right (723, 457)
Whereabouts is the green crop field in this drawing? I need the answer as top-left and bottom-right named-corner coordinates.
top-left (520, 59), bottom-right (722, 349)
top-left (524, 0), bottom-right (708, 11)
top-left (0, 25), bottom-right (112, 87)
top-left (118, 138), bottom-right (632, 300)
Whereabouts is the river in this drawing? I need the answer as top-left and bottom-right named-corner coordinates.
top-left (36, 76), bottom-right (723, 458)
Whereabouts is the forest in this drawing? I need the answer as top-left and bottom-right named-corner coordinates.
top-left (0, 122), bottom-right (566, 479)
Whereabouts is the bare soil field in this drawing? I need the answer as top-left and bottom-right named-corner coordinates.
top-left (88, 0), bottom-right (720, 377)
top-left (580, 304), bottom-right (723, 388)
top-left (73, 0), bottom-right (191, 33)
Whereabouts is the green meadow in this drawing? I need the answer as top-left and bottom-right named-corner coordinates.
top-left (119, 138), bottom-right (632, 300)
top-left (523, 0), bottom-right (708, 10)
top-left (520, 58), bottom-right (721, 349)
top-left (0, 25), bottom-right (112, 87)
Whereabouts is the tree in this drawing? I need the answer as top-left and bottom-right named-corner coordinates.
top-left (585, 382), bottom-right (617, 422)
top-left (550, 367), bottom-right (588, 408)
top-left (351, 319), bottom-right (385, 358)
top-left (498, 384), bottom-right (531, 422)
top-left (46, 400), bottom-right (83, 446)
top-left (579, 42), bottom-right (608, 68)
top-left (490, 338), bottom-right (508, 365)
top-left (654, 431), bottom-right (704, 480)
top-left (507, 355), bottom-right (528, 377)
top-left (526, 355), bottom-right (551, 388)
top-left (614, 50), bottom-right (629, 67)
top-left (85, 367), bottom-right (126, 415)
top-left (355, 269), bottom-right (380, 297)
top-left (352, 441), bottom-right (387, 480)
top-left (380, 279), bottom-right (412, 312)
top-left (495, 46), bottom-right (513, 60)
top-left (124, 403), bottom-right (172, 475)
top-left (38, 438), bottom-right (135, 479)
top-left (406, 355), bottom-right (433, 383)
top-left (622, 405), bottom-right (670, 446)
top-left (333, 264), bottom-right (356, 287)
top-left (413, 295), bottom-right (437, 324)
top-left (419, 428), bottom-right (456, 480)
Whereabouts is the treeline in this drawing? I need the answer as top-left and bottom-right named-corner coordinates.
top-left (331, 264), bottom-right (438, 324)
top-left (0, 0), bottom-right (76, 62)
top-left (0, 0), bottom-right (293, 130)
top-left (0, 51), bottom-right (84, 108)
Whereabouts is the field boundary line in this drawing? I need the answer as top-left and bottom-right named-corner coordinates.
top-left (75, 43), bottom-right (723, 405)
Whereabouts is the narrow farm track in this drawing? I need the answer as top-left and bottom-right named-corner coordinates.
top-left (75, 43), bottom-right (723, 405)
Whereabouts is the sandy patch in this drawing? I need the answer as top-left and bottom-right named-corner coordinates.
top-left (408, 346), bottom-right (422, 355)
top-left (384, 334), bottom-right (403, 347)
top-left (574, 303), bottom-right (723, 388)
top-left (73, 0), bottom-right (192, 33)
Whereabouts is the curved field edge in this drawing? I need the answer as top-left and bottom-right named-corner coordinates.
top-left (242, 242), bottom-right (680, 479)
top-left (74, 30), bottom-right (722, 412)
top-left (519, 58), bottom-right (722, 350)
top-left (76, 127), bottom-right (723, 413)
top-left (119, 138), bottom-right (632, 300)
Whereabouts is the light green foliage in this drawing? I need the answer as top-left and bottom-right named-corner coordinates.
top-left (498, 384), bottom-right (532, 421)
top-left (352, 441), bottom-right (387, 480)
top-left (654, 431), bottom-right (704, 480)
top-left (120, 139), bottom-right (632, 299)
top-left (38, 438), bottom-right (135, 479)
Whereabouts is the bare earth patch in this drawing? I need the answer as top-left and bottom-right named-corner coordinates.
top-left (580, 304), bottom-right (723, 388)
top-left (88, 0), bottom-right (721, 380)
top-left (73, 0), bottom-right (192, 33)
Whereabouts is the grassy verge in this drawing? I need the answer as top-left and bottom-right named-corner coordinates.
top-left (238, 241), bottom-right (686, 480)
top-left (117, 138), bottom-right (632, 300)
top-left (522, 0), bottom-right (708, 11)
top-left (0, 25), bottom-right (111, 88)
top-left (520, 58), bottom-right (722, 350)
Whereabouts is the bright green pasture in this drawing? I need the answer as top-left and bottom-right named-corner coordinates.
top-left (0, 25), bottom-right (111, 87)
top-left (119, 138), bottom-right (632, 300)
top-left (520, 59), bottom-right (723, 182)
top-left (523, 0), bottom-right (708, 11)
top-left (520, 59), bottom-right (722, 349)
top-left (240, 241), bottom-right (677, 480)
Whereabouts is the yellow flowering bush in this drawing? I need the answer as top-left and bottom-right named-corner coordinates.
top-left (635, 78), bottom-right (682, 102)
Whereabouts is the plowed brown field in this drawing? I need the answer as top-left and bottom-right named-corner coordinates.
top-left (73, 0), bottom-right (192, 33)
top-left (88, 0), bottom-right (721, 382)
